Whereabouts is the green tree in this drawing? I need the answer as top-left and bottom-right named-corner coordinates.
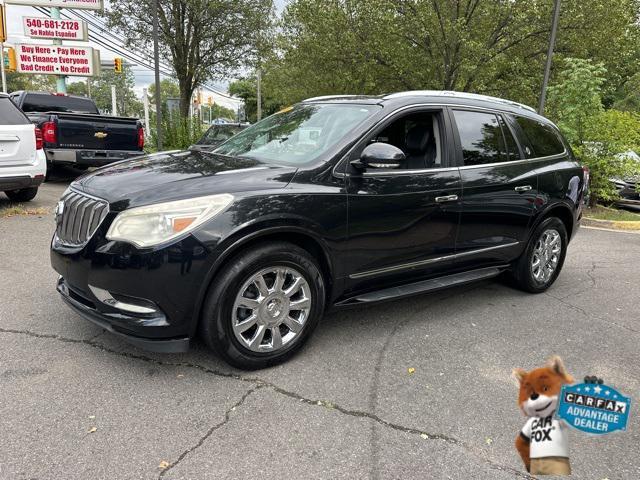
top-left (264, 0), bottom-right (640, 108)
top-left (67, 81), bottom-right (88, 96)
top-left (90, 65), bottom-right (142, 117)
top-left (547, 59), bottom-right (640, 204)
top-left (576, 110), bottom-right (640, 204)
top-left (229, 77), bottom-right (280, 122)
top-left (102, 0), bottom-right (273, 117)
top-left (6, 72), bottom-right (56, 92)
top-left (611, 72), bottom-right (640, 112)
top-left (547, 58), bottom-right (607, 144)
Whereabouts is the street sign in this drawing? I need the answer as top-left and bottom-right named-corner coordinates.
top-left (6, 0), bottom-right (103, 10)
top-left (23, 16), bottom-right (88, 41)
top-left (0, 5), bottom-right (7, 43)
top-left (16, 44), bottom-right (97, 77)
top-left (557, 382), bottom-right (631, 435)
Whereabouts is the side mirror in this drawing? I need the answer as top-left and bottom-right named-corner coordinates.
top-left (353, 142), bottom-right (405, 169)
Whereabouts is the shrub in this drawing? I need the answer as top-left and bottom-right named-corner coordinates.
top-left (147, 115), bottom-right (206, 152)
top-left (574, 109), bottom-right (640, 205)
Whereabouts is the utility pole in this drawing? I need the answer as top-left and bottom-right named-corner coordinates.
top-left (152, 0), bottom-right (163, 150)
top-left (111, 85), bottom-right (117, 116)
top-left (539, 0), bottom-right (561, 114)
top-left (143, 87), bottom-right (150, 136)
top-left (256, 67), bottom-right (262, 121)
top-left (0, 43), bottom-right (6, 94)
top-left (50, 7), bottom-right (67, 94)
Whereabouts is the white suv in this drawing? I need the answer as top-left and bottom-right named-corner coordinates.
top-left (0, 93), bottom-right (46, 202)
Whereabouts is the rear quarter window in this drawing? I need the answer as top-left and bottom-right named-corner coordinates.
top-left (515, 116), bottom-right (565, 157)
top-left (0, 97), bottom-right (29, 125)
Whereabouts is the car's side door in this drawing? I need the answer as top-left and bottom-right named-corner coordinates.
top-left (341, 107), bottom-right (462, 295)
top-left (450, 107), bottom-right (538, 268)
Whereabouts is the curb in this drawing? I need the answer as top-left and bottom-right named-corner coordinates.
top-left (582, 217), bottom-right (640, 231)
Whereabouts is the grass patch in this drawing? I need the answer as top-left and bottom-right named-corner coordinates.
top-left (0, 204), bottom-right (50, 218)
top-left (584, 205), bottom-right (640, 222)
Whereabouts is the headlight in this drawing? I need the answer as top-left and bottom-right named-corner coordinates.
top-left (106, 194), bottom-right (233, 248)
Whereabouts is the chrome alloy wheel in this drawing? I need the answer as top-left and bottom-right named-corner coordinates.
top-left (232, 266), bottom-right (312, 353)
top-left (531, 228), bottom-right (561, 284)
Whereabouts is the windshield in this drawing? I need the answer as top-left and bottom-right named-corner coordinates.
top-left (198, 125), bottom-right (245, 145)
top-left (213, 103), bottom-right (380, 165)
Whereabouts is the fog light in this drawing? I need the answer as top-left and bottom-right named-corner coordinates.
top-left (88, 285), bottom-right (157, 314)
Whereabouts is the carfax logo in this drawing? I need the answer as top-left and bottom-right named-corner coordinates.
top-left (558, 382), bottom-right (631, 434)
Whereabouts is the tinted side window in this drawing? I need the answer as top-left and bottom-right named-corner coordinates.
top-left (21, 94), bottom-right (99, 114)
top-left (498, 116), bottom-right (521, 161)
top-left (515, 116), bottom-right (565, 157)
top-left (0, 98), bottom-right (29, 125)
top-left (453, 110), bottom-right (505, 166)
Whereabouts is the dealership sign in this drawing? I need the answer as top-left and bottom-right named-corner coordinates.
top-left (16, 44), bottom-right (99, 77)
top-left (23, 17), bottom-right (88, 41)
top-left (6, 0), bottom-right (103, 10)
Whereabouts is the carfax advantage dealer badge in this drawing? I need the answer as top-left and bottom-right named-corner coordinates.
top-left (557, 383), bottom-right (631, 434)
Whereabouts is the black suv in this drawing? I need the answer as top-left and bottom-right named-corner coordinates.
top-left (51, 91), bottom-right (587, 369)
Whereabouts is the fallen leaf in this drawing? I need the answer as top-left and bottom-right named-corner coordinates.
top-left (485, 437), bottom-right (493, 445)
top-left (408, 367), bottom-right (416, 375)
top-left (158, 461), bottom-right (170, 469)
top-left (88, 427), bottom-right (97, 433)
top-left (420, 433), bottom-right (428, 439)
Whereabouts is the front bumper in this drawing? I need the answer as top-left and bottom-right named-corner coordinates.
top-left (46, 148), bottom-right (144, 167)
top-left (57, 277), bottom-right (190, 353)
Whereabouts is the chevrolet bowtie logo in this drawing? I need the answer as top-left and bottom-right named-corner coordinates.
top-left (94, 132), bottom-right (108, 139)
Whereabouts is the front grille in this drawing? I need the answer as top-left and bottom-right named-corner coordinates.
top-left (56, 190), bottom-right (109, 247)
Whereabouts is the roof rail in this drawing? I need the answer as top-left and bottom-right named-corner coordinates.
top-left (383, 90), bottom-right (536, 113)
top-left (302, 94), bottom-right (368, 102)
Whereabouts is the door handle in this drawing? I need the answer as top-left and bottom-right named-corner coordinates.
top-left (435, 194), bottom-right (459, 203)
top-left (514, 185), bottom-right (532, 192)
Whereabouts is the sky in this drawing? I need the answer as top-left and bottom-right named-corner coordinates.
top-left (2, 2), bottom-right (291, 110)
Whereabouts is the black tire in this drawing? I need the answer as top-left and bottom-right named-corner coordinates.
top-left (200, 241), bottom-right (326, 370)
top-left (5, 187), bottom-right (38, 202)
top-left (511, 217), bottom-right (568, 293)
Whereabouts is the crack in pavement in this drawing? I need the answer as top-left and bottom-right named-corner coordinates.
top-left (0, 327), bottom-right (533, 479)
top-left (158, 385), bottom-right (263, 478)
top-left (544, 292), bottom-right (639, 335)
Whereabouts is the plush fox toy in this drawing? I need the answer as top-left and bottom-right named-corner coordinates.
top-left (513, 356), bottom-right (574, 476)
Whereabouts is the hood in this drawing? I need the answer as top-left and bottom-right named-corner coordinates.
top-left (72, 150), bottom-right (298, 209)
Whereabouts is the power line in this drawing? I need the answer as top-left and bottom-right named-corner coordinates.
top-left (31, 6), bottom-right (241, 102)
top-left (69, 9), bottom-right (239, 100)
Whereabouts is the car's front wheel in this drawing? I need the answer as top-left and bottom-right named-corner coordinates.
top-left (511, 217), bottom-right (568, 293)
top-left (4, 187), bottom-right (38, 202)
top-left (200, 241), bottom-right (325, 369)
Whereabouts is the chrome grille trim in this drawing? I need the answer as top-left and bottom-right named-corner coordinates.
top-left (55, 189), bottom-right (109, 247)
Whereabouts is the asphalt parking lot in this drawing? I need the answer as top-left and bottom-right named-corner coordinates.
top-left (1, 173), bottom-right (639, 479)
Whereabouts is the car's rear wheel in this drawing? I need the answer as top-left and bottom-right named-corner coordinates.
top-left (200, 241), bottom-right (325, 369)
top-left (511, 217), bottom-right (568, 293)
top-left (5, 187), bottom-right (38, 202)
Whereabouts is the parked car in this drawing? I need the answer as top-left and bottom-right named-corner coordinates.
top-left (50, 91), bottom-right (588, 369)
top-left (189, 122), bottom-right (249, 151)
top-left (10, 91), bottom-right (144, 169)
top-left (0, 93), bottom-right (46, 202)
top-left (611, 151), bottom-right (639, 209)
